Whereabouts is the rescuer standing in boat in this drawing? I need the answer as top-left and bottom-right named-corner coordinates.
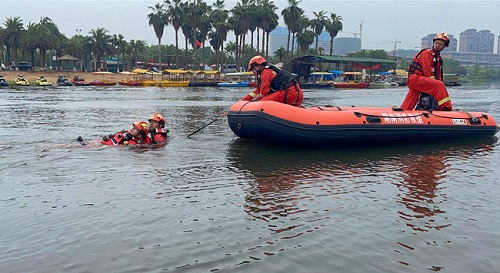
top-left (400, 33), bottom-right (453, 111)
top-left (241, 55), bottom-right (304, 107)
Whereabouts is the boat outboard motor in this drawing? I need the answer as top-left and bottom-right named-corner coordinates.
top-left (415, 92), bottom-right (440, 111)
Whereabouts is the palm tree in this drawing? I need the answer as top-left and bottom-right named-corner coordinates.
top-left (164, 0), bottom-right (183, 68)
top-left (148, 3), bottom-right (168, 71)
top-left (112, 34), bottom-right (127, 72)
top-left (2, 16), bottom-right (24, 66)
top-left (88, 27), bottom-right (114, 71)
top-left (274, 47), bottom-right (287, 62)
top-left (259, 0), bottom-right (279, 59)
top-left (21, 22), bottom-right (37, 70)
top-left (65, 35), bottom-right (86, 70)
top-left (310, 10), bottom-right (327, 55)
top-left (247, 1), bottom-right (259, 51)
top-left (0, 26), bottom-right (4, 62)
top-left (230, 0), bottom-right (252, 70)
top-left (281, 0), bottom-right (303, 61)
top-left (22, 17), bottom-right (62, 70)
top-left (295, 16), bottom-right (314, 54)
top-left (209, 0), bottom-right (230, 69)
top-left (186, 0), bottom-right (211, 69)
top-left (128, 39), bottom-right (148, 68)
top-left (326, 13), bottom-right (342, 56)
top-left (180, 3), bottom-right (193, 68)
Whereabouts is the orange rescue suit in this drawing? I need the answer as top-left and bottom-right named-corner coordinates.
top-left (150, 128), bottom-right (169, 144)
top-left (100, 131), bottom-right (152, 146)
top-left (242, 67), bottom-right (303, 106)
top-left (400, 49), bottom-right (452, 111)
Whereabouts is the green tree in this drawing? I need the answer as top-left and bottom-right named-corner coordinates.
top-left (22, 17), bottom-right (65, 70)
top-left (180, 2), bottom-right (193, 68)
top-left (347, 49), bottom-right (389, 59)
top-left (310, 10), bottom-right (327, 55)
top-left (326, 13), bottom-right (342, 56)
top-left (443, 58), bottom-right (467, 75)
top-left (164, 0), bottom-right (183, 68)
top-left (187, 0), bottom-right (211, 69)
top-left (273, 47), bottom-right (288, 62)
top-left (65, 35), bottom-right (86, 70)
top-left (88, 27), bottom-right (114, 71)
top-left (112, 34), bottom-right (127, 72)
top-left (128, 39), bottom-right (148, 68)
top-left (148, 2), bottom-right (168, 70)
top-left (2, 16), bottom-right (24, 66)
top-left (230, 0), bottom-right (252, 70)
top-left (259, 0), bottom-right (279, 58)
top-left (281, 0), bottom-right (303, 60)
top-left (209, 0), bottom-right (230, 69)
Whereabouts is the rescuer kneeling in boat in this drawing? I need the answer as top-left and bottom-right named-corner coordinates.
top-left (241, 55), bottom-right (304, 107)
top-left (400, 33), bottom-right (452, 111)
top-left (101, 121), bottom-right (152, 146)
top-left (148, 112), bottom-right (169, 144)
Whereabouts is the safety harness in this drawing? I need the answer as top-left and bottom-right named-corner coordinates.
top-left (266, 65), bottom-right (299, 103)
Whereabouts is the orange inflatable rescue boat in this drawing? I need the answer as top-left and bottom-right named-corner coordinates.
top-left (227, 100), bottom-right (499, 145)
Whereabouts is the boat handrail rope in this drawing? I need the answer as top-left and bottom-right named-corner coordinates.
top-left (235, 101), bottom-right (252, 131)
top-left (352, 110), bottom-right (488, 122)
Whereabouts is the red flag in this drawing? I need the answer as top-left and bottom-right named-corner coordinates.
top-left (195, 40), bottom-right (202, 47)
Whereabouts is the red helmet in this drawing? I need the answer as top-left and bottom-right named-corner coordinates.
top-left (148, 112), bottom-right (166, 126)
top-left (248, 55), bottom-right (267, 71)
top-left (433, 33), bottom-right (450, 47)
top-left (132, 121), bottom-right (149, 136)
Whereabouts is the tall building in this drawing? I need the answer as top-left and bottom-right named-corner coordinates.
top-left (332, 37), bottom-right (361, 55)
top-left (420, 29), bottom-right (500, 67)
top-left (498, 35), bottom-right (500, 54)
top-left (459, 28), bottom-right (495, 53)
top-left (268, 26), bottom-right (331, 56)
top-left (421, 33), bottom-right (457, 52)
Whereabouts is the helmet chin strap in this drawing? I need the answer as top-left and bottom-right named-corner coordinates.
top-left (256, 65), bottom-right (265, 74)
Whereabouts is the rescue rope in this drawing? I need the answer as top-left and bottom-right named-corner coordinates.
top-left (187, 111), bottom-right (229, 138)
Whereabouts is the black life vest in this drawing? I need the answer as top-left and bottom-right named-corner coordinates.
top-left (267, 65), bottom-right (297, 93)
top-left (408, 49), bottom-right (443, 79)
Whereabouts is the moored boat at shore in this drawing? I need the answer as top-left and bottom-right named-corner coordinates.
top-left (57, 75), bottom-right (73, 86)
top-left (217, 81), bottom-right (251, 87)
top-left (89, 80), bottom-right (117, 86)
top-left (36, 76), bottom-right (53, 86)
top-left (156, 80), bottom-right (190, 87)
top-left (14, 75), bottom-right (30, 86)
top-left (0, 75), bottom-right (9, 86)
top-left (72, 75), bottom-right (91, 86)
top-left (227, 100), bottom-right (499, 146)
top-left (333, 81), bottom-right (369, 89)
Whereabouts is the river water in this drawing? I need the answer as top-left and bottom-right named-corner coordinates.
top-left (1, 83), bottom-right (499, 273)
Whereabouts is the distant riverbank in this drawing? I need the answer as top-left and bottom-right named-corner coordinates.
top-left (0, 70), bottom-right (118, 85)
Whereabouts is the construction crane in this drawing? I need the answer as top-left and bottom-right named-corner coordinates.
top-left (340, 21), bottom-right (364, 47)
top-left (378, 38), bottom-right (402, 58)
top-left (377, 38), bottom-right (402, 70)
top-left (341, 30), bottom-right (360, 38)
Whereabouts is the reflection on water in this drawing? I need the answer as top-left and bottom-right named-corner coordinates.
top-left (228, 138), bottom-right (498, 238)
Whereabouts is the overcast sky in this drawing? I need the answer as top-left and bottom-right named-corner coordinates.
top-left (1, 0), bottom-right (499, 53)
